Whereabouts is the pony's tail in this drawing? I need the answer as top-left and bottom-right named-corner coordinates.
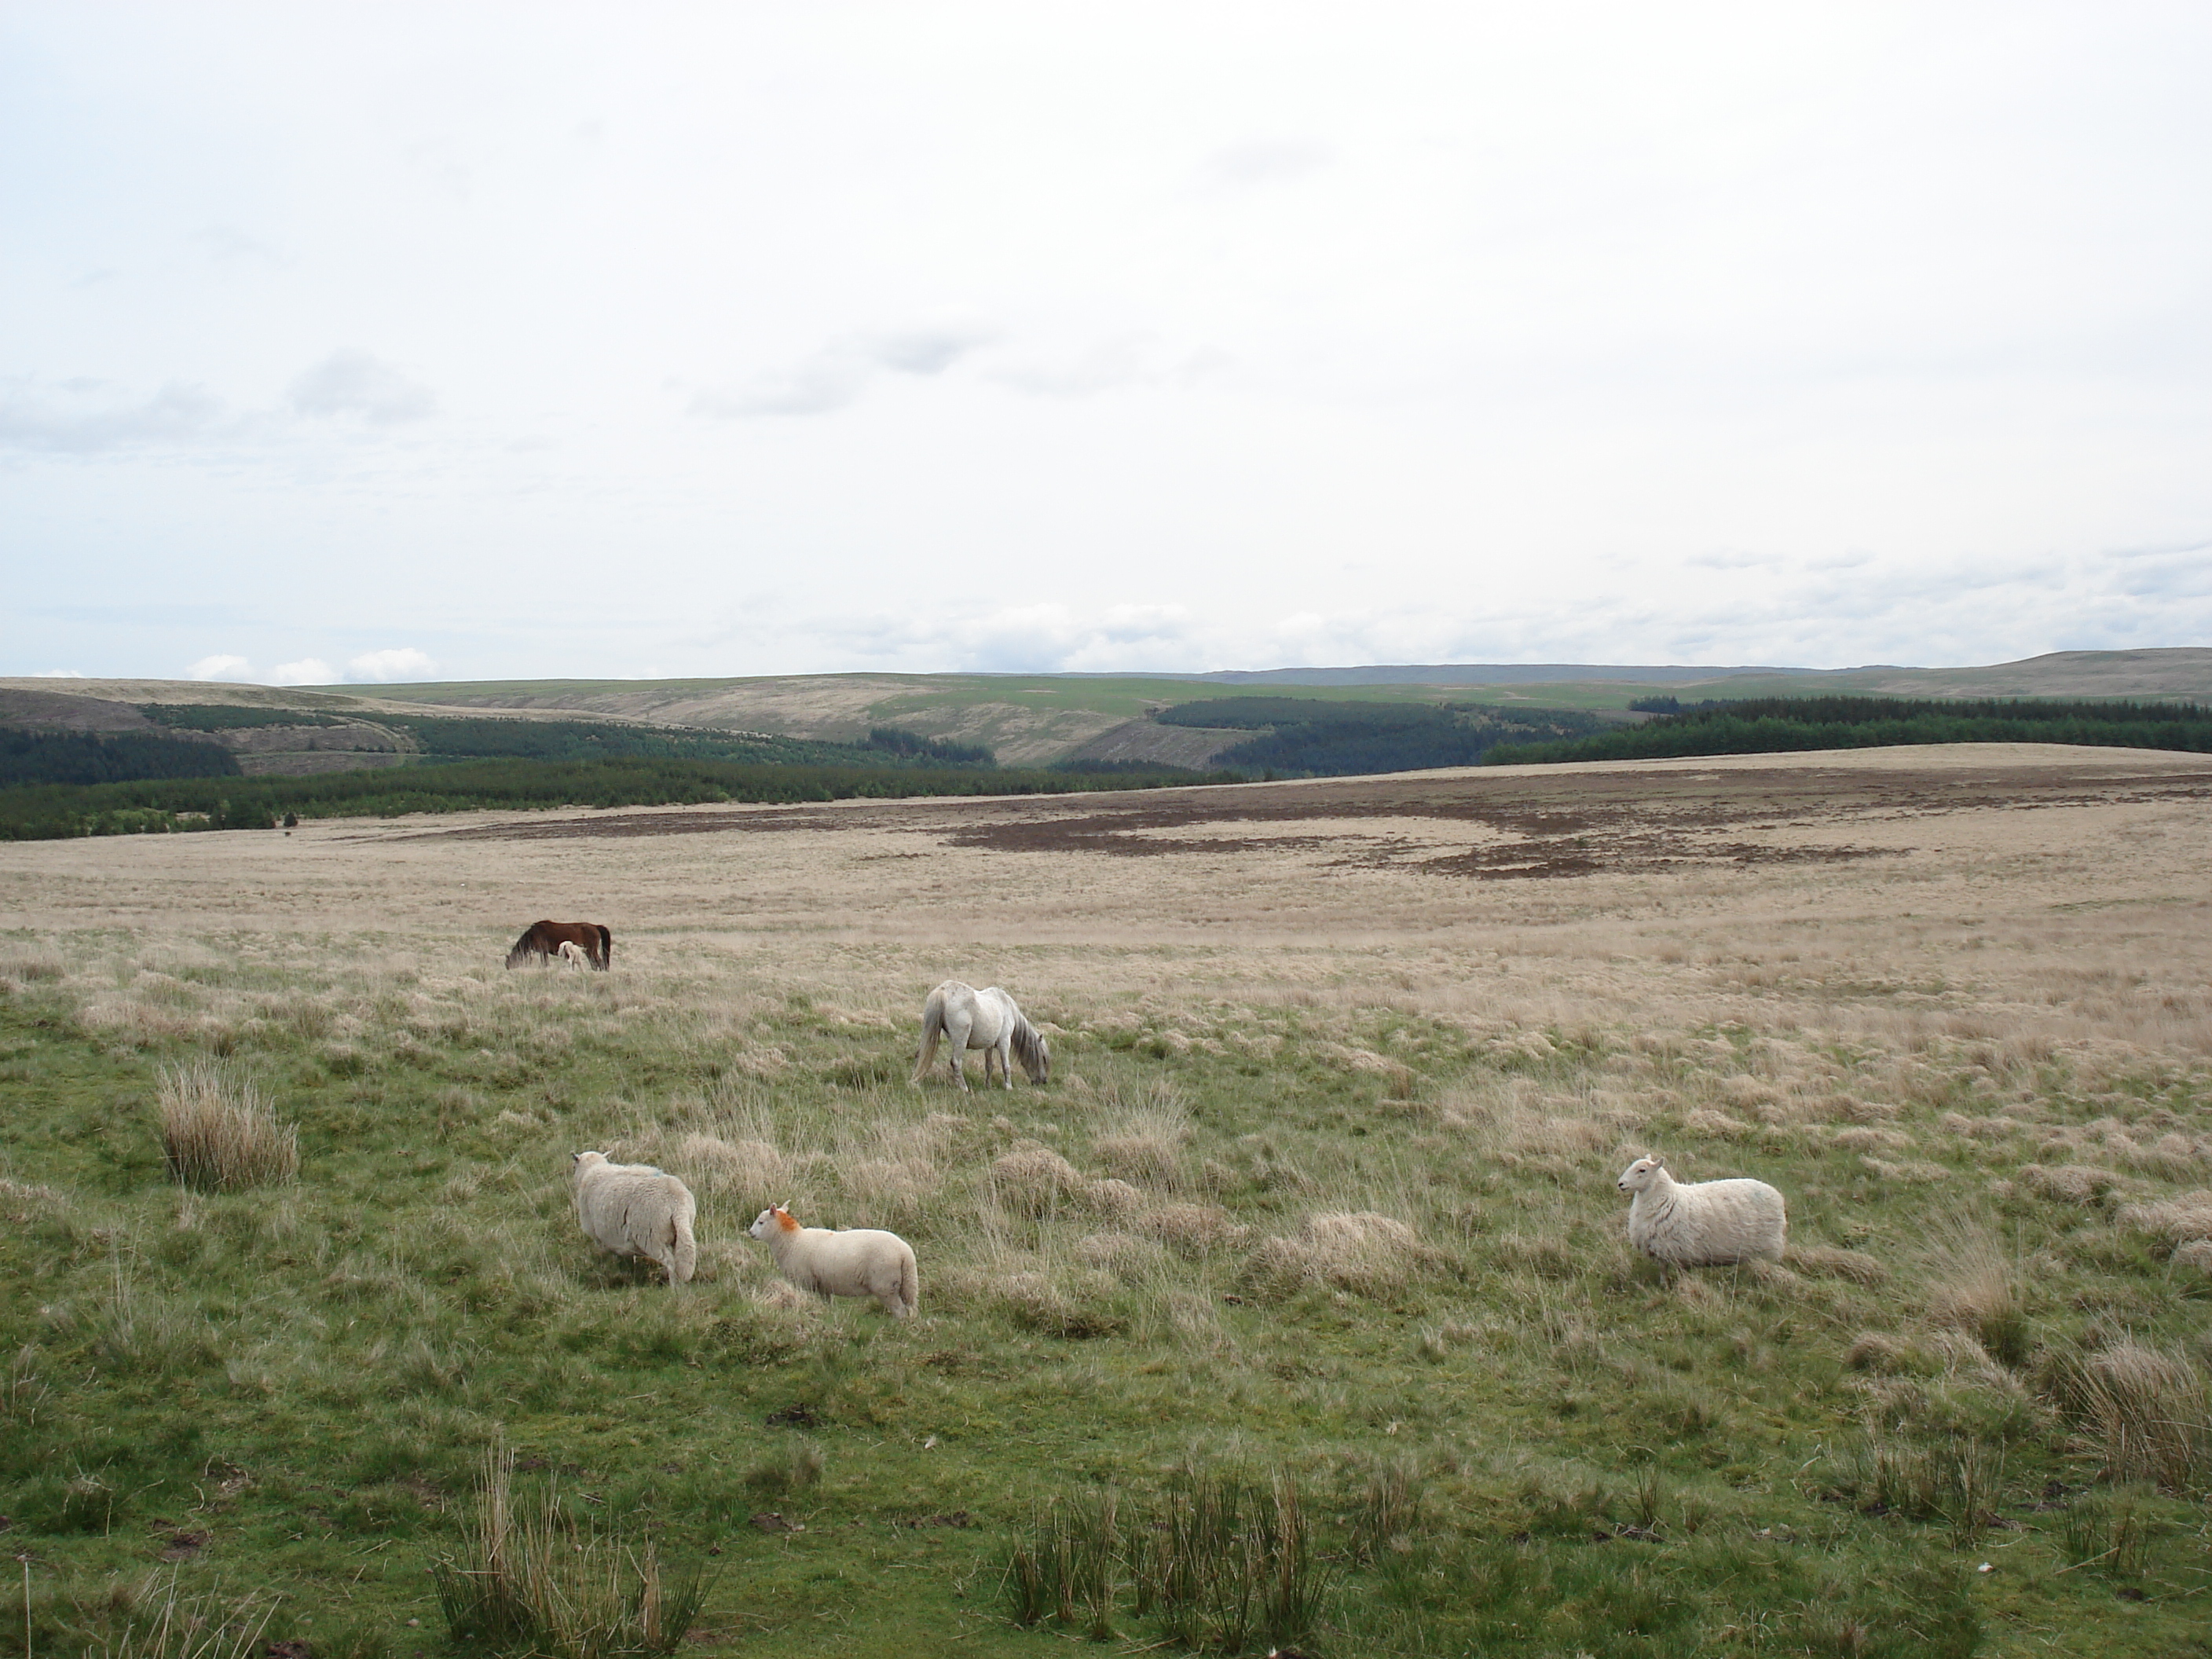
top-left (911, 991), bottom-right (946, 1086)
top-left (1010, 1015), bottom-right (1049, 1085)
top-left (596, 925), bottom-right (613, 970)
top-left (898, 1247), bottom-right (919, 1318)
top-left (668, 1210), bottom-right (697, 1287)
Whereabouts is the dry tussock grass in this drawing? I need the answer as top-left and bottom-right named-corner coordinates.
top-left (2172, 1238), bottom-right (2212, 1273)
top-left (1092, 1093), bottom-right (1191, 1188)
top-left (2116, 1189), bottom-right (2212, 1251)
top-left (2015, 1163), bottom-right (2133, 1205)
top-left (156, 1062), bottom-right (298, 1192)
top-left (2056, 1339), bottom-right (2211, 1489)
top-left (1080, 1177), bottom-right (1144, 1218)
top-left (1142, 1202), bottom-right (1242, 1259)
top-left (1831, 1126), bottom-right (1914, 1152)
top-left (1243, 1211), bottom-right (1429, 1300)
top-left (1790, 1245), bottom-right (1888, 1287)
top-left (1918, 1225), bottom-right (2030, 1365)
top-left (1074, 1231), bottom-right (1167, 1280)
top-left (1861, 1156), bottom-right (1949, 1184)
top-left (992, 1145), bottom-right (1083, 1217)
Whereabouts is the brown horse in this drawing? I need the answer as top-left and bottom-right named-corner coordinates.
top-left (507, 921), bottom-right (612, 970)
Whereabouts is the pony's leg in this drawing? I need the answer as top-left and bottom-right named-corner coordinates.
top-left (996, 1036), bottom-right (1014, 1089)
top-left (947, 1009), bottom-right (973, 1090)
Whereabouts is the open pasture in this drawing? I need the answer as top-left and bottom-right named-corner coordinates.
top-left (2, 744), bottom-right (2210, 1657)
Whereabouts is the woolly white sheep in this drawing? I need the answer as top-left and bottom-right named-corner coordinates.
top-left (1616, 1154), bottom-right (1786, 1266)
top-left (747, 1203), bottom-right (918, 1318)
top-left (571, 1151), bottom-right (698, 1286)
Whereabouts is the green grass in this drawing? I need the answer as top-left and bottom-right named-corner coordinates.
top-left (2, 936), bottom-right (2210, 1656)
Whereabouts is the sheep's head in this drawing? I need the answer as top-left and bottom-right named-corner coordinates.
top-left (748, 1203), bottom-right (799, 1240)
top-left (571, 1150), bottom-right (608, 1176)
top-left (1617, 1155), bottom-right (1665, 1193)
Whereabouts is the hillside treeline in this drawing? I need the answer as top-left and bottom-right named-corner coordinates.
top-left (139, 704), bottom-right (352, 730)
top-left (1492, 697), bottom-right (2212, 766)
top-left (1156, 697), bottom-right (1607, 776)
top-left (0, 756), bottom-right (1218, 841)
top-left (0, 729), bottom-right (242, 789)
top-left (384, 716), bottom-right (994, 769)
top-left (2, 712), bottom-right (1000, 794)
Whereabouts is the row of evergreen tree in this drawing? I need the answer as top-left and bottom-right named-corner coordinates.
top-left (1492, 697), bottom-right (2212, 766)
top-left (0, 754), bottom-right (1209, 842)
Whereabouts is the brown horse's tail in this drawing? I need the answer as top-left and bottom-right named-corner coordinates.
top-left (596, 925), bottom-right (613, 970)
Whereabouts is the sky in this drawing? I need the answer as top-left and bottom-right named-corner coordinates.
top-left (3, 2), bottom-right (2210, 686)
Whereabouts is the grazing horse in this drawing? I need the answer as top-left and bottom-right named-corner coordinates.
top-left (506, 920), bottom-right (612, 970)
top-left (912, 980), bottom-right (1049, 1091)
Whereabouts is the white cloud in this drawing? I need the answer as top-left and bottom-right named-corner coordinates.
top-left (287, 353), bottom-right (437, 423)
top-left (266, 658), bottom-right (335, 685)
top-left (1201, 137), bottom-right (1333, 189)
top-left (346, 646), bottom-right (436, 682)
top-left (188, 654), bottom-right (253, 680)
top-left (694, 329), bottom-right (995, 418)
top-left (29, 668), bottom-right (87, 677)
top-left (0, 379), bottom-right (225, 452)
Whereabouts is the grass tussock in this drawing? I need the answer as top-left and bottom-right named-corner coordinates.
top-left (156, 1062), bottom-right (297, 1191)
top-left (430, 1444), bottom-right (712, 1658)
top-left (2051, 1340), bottom-right (2212, 1490)
top-left (1009, 1463), bottom-right (1330, 1654)
top-left (57, 1573), bottom-right (278, 1659)
top-left (1242, 1210), bottom-right (1428, 1300)
top-left (2116, 1188), bottom-right (2212, 1252)
top-left (1919, 1224), bottom-right (2032, 1368)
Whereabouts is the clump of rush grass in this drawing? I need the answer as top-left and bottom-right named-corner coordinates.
top-left (2059, 1487), bottom-right (2154, 1584)
top-left (64, 1570), bottom-right (276, 1659)
top-left (2049, 1339), bottom-right (2212, 1490)
top-left (430, 1444), bottom-right (712, 1659)
top-left (156, 1062), bottom-right (297, 1192)
top-left (1003, 1488), bottom-right (1120, 1640)
top-left (1845, 1432), bottom-right (2008, 1546)
top-left (1133, 1463), bottom-right (1331, 1654)
top-left (1005, 1463), bottom-right (1331, 1653)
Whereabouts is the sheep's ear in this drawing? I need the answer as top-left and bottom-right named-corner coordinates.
top-left (1651, 1155), bottom-right (1665, 1168)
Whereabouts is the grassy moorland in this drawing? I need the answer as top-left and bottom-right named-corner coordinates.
top-left (1, 749), bottom-right (2209, 1658)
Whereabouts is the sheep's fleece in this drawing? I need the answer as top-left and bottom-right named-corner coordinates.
top-left (749, 1203), bottom-right (919, 1318)
top-left (572, 1151), bottom-right (698, 1286)
top-left (1617, 1155), bottom-right (1786, 1266)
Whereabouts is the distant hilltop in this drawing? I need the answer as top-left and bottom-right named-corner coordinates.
top-left (3, 646), bottom-right (2207, 770)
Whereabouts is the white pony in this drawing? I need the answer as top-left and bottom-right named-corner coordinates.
top-left (912, 980), bottom-right (1049, 1091)
top-left (556, 939), bottom-right (590, 969)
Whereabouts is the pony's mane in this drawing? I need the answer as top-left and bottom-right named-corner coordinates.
top-left (1008, 1013), bottom-right (1049, 1080)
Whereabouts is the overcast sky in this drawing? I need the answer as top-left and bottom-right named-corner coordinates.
top-left (4, 2), bottom-right (2208, 685)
